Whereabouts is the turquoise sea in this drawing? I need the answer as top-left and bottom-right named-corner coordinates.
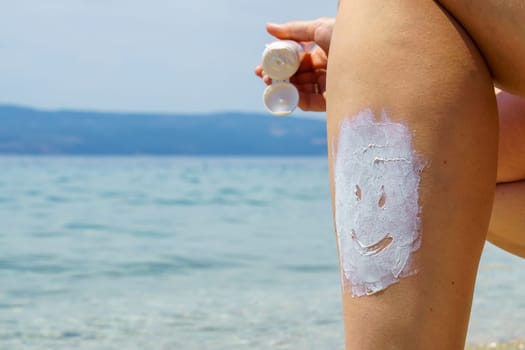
top-left (0, 157), bottom-right (523, 349)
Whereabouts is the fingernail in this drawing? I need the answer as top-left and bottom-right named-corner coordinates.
top-left (267, 22), bottom-right (281, 28)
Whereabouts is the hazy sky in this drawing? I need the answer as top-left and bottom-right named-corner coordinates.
top-left (0, 1), bottom-right (336, 114)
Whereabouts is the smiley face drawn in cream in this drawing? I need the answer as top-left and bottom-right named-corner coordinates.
top-left (334, 109), bottom-right (426, 297)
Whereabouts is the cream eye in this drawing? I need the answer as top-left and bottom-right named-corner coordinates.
top-left (378, 185), bottom-right (386, 208)
top-left (355, 185), bottom-right (362, 201)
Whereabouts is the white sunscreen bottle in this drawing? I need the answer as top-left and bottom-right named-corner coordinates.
top-left (261, 40), bottom-right (304, 116)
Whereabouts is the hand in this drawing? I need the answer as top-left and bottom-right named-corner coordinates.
top-left (255, 17), bottom-right (335, 112)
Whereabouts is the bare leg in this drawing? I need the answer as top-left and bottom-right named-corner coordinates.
top-left (495, 91), bottom-right (525, 183)
top-left (436, 0), bottom-right (525, 96)
top-left (327, 1), bottom-right (497, 349)
top-left (487, 91), bottom-right (525, 257)
top-left (488, 180), bottom-right (525, 258)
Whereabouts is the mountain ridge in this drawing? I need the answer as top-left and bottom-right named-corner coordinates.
top-left (0, 105), bottom-right (327, 155)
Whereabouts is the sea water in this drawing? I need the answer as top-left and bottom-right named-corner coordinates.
top-left (0, 157), bottom-right (523, 349)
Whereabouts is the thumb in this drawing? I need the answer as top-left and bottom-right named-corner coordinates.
top-left (266, 19), bottom-right (332, 53)
top-left (266, 20), bottom-right (319, 42)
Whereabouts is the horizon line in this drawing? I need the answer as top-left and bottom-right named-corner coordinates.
top-left (0, 103), bottom-right (325, 120)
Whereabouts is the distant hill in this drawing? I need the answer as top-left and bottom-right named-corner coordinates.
top-left (0, 105), bottom-right (327, 155)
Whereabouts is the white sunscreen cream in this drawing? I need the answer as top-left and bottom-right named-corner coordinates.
top-left (334, 109), bottom-right (426, 297)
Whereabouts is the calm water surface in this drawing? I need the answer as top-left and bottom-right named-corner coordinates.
top-left (0, 157), bottom-right (523, 349)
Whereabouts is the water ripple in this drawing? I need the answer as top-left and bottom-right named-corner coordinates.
top-left (279, 264), bottom-right (336, 273)
top-left (102, 256), bottom-right (240, 277)
top-left (64, 223), bottom-right (110, 231)
top-left (0, 258), bottom-right (69, 274)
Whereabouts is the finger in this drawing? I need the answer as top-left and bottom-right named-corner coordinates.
top-left (296, 51), bottom-right (328, 73)
top-left (309, 48), bottom-right (328, 70)
top-left (296, 53), bottom-right (315, 74)
top-left (298, 91), bottom-right (326, 112)
top-left (255, 65), bottom-right (263, 77)
top-left (291, 68), bottom-right (326, 84)
top-left (295, 83), bottom-right (321, 94)
top-left (290, 72), bottom-right (318, 85)
top-left (292, 71), bottom-right (326, 90)
top-left (266, 20), bottom-right (320, 42)
top-left (254, 66), bottom-right (272, 84)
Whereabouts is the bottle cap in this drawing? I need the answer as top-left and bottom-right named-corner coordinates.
top-left (263, 81), bottom-right (299, 116)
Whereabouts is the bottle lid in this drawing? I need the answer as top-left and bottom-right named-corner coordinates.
top-left (263, 82), bottom-right (299, 116)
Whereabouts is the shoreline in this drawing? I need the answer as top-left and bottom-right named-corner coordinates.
top-left (466, 341), bottom-right (525, 349)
